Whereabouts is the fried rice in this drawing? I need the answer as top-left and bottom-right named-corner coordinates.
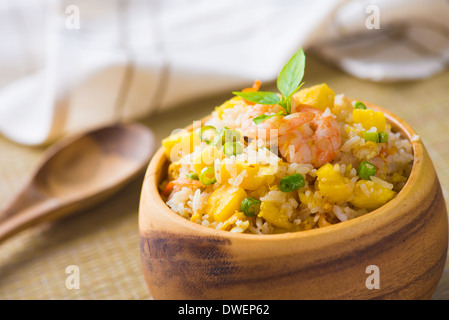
top-left (158, 84), bottom-right (415, 235)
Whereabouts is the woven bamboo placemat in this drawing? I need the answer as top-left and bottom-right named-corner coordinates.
top-left (0, 54), bottom-right (448, 300)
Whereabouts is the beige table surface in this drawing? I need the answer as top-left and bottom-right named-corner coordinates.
top-left (0, 54), bottom-right (448, 300)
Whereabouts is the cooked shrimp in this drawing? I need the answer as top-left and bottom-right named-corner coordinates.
top-left (241, 104), bottom-right (341, 167)
top-left (241, 104), bottom-right (315, 141)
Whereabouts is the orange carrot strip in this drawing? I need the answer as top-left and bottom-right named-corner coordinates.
top-left (241, 80), bottom-right (262, 105)
top-left (161, 179), bottom-right (204, 197)
top-left (242, 79), bottom-right (261, 93)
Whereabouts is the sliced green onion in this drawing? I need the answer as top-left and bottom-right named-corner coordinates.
top-left (354, 101), bottom-right (367, 109)
top-left (379, 132), bottom-right (389, 143)
top-left (279, 174), bottom-right (305, 192)
top-left (363, 131), bottom-right (388, 143)
top-left (240, 197), bottom-right (261, 217)
top-left (358, 161), bottom-right (377, 180)
top-left (221, 128), bottom-right (242, 144)
top-left (199, 126), bottom-right (219, 145)
top-left (363, 131), bottom-right (380, 143)
top-left (187, 172), bottom-right (199, 180)
top-left (199, 166), bottom-right (216, 185)
top-left (223, 142), bottom-right (243, 157)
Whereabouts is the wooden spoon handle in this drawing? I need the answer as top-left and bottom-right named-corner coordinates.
top-left (0, 199), bottom-right (61, 244)
top-left (0, 183), bottom-right (48, 223)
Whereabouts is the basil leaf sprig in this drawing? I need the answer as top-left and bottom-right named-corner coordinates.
top-left (252, 111), bottom-right (284, 125)
top-left (232, 48), bottom-right (306, 122)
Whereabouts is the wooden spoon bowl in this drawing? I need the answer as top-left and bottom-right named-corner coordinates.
top-left (0, 122), bottom-right (155, 243)
top-left (139, 103), bottom-right (448, 299)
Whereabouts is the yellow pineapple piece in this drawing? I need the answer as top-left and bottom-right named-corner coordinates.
top-left (316, 163), bottom-right (354, 203)
top-left (207, 185), bottom-right (248, 222)
top-left (215, 97), bottom-right (243, 119)
top-left (258, 201), bottom-right (294, 231)
top-left (350, 180), bottom-right (396, 210)
top-left (352, 109), bottom-right (386, 132)
top-left (162, 129), bottom-right (201, 162)
top-left (192, 145), bottom-right (222, 174)
top-left (294, 83), bottom-right (335, 111)
top-left (219, 162), bottom-right (275, 190)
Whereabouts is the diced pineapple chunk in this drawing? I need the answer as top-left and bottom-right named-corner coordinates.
top-left (391, 172), bottom-right (407, 184)
top-left (298, 188), bottom-right (324, 209)
top-left (162, 129), bottom-right (201, 161)
top-left (258, 201), bottom-right (294, 231)
top-left (192, 145), bottom-right (222, 174)
top-left (316, 163), bottom-right (354, 203)
top-left (190, 212), bottom-right (202, 223)
top-left (167, 162), bottom-right (181, 180)
top-left (220, 162), bottom-right (275, 190)
top-left (294, 83), bottom-right (335, 111)
top-left (352, 109), bottom-right (386, 132)
top-left (230, 220), bottom-right (250, 233)
top-left (215, 97), bottom-right (243, 119)
top-left (207, 185), bottom-right (248, 222)
top-left (350, 180), bottom-right (396, 211)
top-left (332, 94), bottom-right (354, 121)
top-left (220, 212), bottom-right (249, 233)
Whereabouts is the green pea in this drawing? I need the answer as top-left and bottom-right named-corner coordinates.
top-left (187, 172), bottom-right (199, 180)
top-left (240, 197), bottom-right (261, 217)
top-left (354, 101), bottom-right (367, 109)
top-left (279, 174), bottom-right (305, 192)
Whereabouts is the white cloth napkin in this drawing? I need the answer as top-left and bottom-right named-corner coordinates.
top-left (1, 0), bottom-right (448, 145)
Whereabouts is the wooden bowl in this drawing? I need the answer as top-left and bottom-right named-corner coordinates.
top-left (139, 102), bottom-right (448, 300)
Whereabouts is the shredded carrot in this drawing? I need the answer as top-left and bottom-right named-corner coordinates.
top-left (241, 80), bottom-right (261, 105)
top-left (242, 79), bottom-right (261, 93)
top-left (379, 145), bottom-right (388, 160)
top-left (161, 179), bottom-right (205, 197)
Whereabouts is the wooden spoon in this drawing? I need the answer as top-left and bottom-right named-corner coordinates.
top-left (0, 122), bottom-right (155, 243)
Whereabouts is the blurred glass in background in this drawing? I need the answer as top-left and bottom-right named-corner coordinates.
top-left (0, 0), bottom-right (448, 145)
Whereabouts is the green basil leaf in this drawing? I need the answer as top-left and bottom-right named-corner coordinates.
top-left (232, 91), bottom-right (281, 105)
top-left (287, 81), bottom-right (305, 99)
top-left (253, 111), bottom-right (284, 124)
top-left (277, 48), bottom-right (306, 99)
top-left (277, 99), bottom-right (289, 114)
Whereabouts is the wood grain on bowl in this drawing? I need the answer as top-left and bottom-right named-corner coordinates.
top-left (139, 103), bottom-right (448, 300)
